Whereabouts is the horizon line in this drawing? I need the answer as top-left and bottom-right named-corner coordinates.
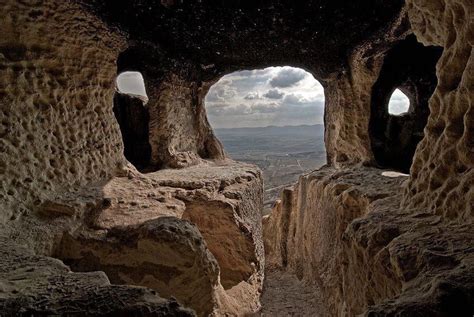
top-left (214, 123), bottom-right (324, 130)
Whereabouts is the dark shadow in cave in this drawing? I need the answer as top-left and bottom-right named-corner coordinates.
top-left (113, 76), bottom-right (152, 173)
top-left (369, 35), bottom-right (443, 173)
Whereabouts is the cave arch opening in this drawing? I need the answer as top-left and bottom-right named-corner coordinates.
top-left (113, 71), bottom-right (153, 172)
top-left (369, 35), bottom-right (443, 173)
top-left (204, 66), bottom-right (327, 214)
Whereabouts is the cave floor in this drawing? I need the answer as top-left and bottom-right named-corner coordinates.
top-left (259, 269), bottom-right (325, 316)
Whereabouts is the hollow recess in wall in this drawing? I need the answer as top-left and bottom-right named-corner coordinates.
top-left (113, 71), bottom-right (153, 172)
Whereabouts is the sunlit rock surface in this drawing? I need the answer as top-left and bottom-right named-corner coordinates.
top-left (402, 0), bottom-right (474, 220)
top-left (55, 162), bottom-right (264, 316)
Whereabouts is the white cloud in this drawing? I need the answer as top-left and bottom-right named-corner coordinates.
top-left (205, 66), bottom-right (325, 128)
top-left (244, 91), bottom-right (261, 100)
top-left (116, 71), bottom-right (148, 98)
top-left (264, 89), bottom-right (285, 99)
top-left (269, 67), bottom-right (308, 88)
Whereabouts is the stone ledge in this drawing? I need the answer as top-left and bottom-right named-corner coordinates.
top-left (264, 166), bottom-right (474, 316)
top-left (54, 160), bottom-right (264, 316)
top-left (0, 238), bottom-right (195, 316)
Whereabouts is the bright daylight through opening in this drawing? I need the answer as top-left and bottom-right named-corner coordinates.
top-left (205, 66), bottom-right (326, 214)
top-left (116, 71), bottom-right (149, 103)
top-left (388, 88), bottom-right (410, 115)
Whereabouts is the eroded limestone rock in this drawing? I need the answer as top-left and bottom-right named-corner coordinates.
top-left (264, 167), bottom-right (474, 316)
top-left (58, 217), bottom-right (219, 316)
top-left (402, 0), bottom-right (474, 220)
top-left (369, 35), bottom-right (442, 173)
top-left (0, 0), bottom-right (127, 223)
top-left (55, 161), bottom-right (264, 316)
top-left (0, 238), bottom-right (195, 316)
top-left (1, 0), bottom-right (472, 316)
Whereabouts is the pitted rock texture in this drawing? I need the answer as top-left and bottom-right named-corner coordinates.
top-left (324, 8), bottom-right (410, 167)
top-left (85, 0), bottom-right (408, 169)
top-left (0, 239), bottom-right (195, 316)
top-left (264, 167), bottom-right (474, 316)
top-left (55, 161), bottom-right (264, 316)
top-left (147, 74), bottom-right (225, 169)
top-left (402, 0), bottom-right (474, 220)
top-left (0, 0), bottom-right (126, 223)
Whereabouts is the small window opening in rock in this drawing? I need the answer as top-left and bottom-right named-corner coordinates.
top-left (205, 66), bottom-right (326, 215)
top-left (116, 71), bottom-right (149, 104)
top-left (113, 71), bottom-right (152, 172)
top-left (388, 89), bottom-right (410, 115)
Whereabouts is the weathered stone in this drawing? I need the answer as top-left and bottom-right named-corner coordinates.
top-left (54, 161), bottom-right (264, 316)
top-left (264, 167), bottom-right (474, 316)
top-left (402, 0), bottom-right (474, 221)
top-left (369, 35), bottom-right (443, 173)
top-left (1, 0), bottom-right (473, 316)
top-left (0, 0), bottom-right (127, 222)
top-left (0, 238), bottom-right (195, 316)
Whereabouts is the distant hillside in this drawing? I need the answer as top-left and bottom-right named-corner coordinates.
top-left (215, 124), bottom-right (324, 136)
top-left (214, 124), bottom-right (326, 214)
top-left (215, 124), bottom-right (325, 153)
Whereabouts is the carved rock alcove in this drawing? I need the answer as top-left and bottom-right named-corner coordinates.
top-left (369, 35), bottom-right (443, 173)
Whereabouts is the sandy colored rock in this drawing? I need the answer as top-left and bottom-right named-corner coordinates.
top-left (0, 238), bottom-right (195, 316)
top-left (55, 161), bottom-right (264, 316)
top-left (264, 167), bottom-right (474, 316)
top-left (0, 0), bottom-right (127, 223)
top-left (58, 217), bottom-right (219, 316)
top-left (147, 74), bottom-right (226, 169)
top-left (402, 0), bottom-right (474, 220)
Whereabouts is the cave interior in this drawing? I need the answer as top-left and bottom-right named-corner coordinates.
top-left (0, 0), bottom-right (473, 316)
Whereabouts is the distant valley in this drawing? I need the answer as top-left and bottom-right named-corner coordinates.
top-left (214, 124), bottom-right (327, 214)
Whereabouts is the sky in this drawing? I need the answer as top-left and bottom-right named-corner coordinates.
top-left (205, 67), bottom-right (325, 129)
top-left (388, 89), bottom-right (410, 115)
top-left (116, 71), bottom-right (148, 99)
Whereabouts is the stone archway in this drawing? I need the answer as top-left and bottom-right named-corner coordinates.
top-left (369, 35), bottom-right (443, 173)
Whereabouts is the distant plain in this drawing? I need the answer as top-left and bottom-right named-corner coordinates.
top-left (215, 124), bottom-right (327, 214)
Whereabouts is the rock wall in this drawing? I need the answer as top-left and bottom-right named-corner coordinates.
top-left (402, 0), bottom-right (474, 220)
top-left (115, 47), bottom-right (226, 170)
top-left (264, 1), bottom-right (474, 315)
top-left (1, 0), bottom-right (473, 316)
top-left (0, 237), bottom-right (195, 316)
top-left (147, 74), bottom-right (225, 169)
top-left (0, 0), bottom-right (126, 223)
top-left (264, 167), bottom-right (474, 316)
top-left (0, 1), bottom-right (262, 315)
top-left (324, 9), bottom-right (409, 166)
top-left (54, 161), bottom-right (264, 316)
